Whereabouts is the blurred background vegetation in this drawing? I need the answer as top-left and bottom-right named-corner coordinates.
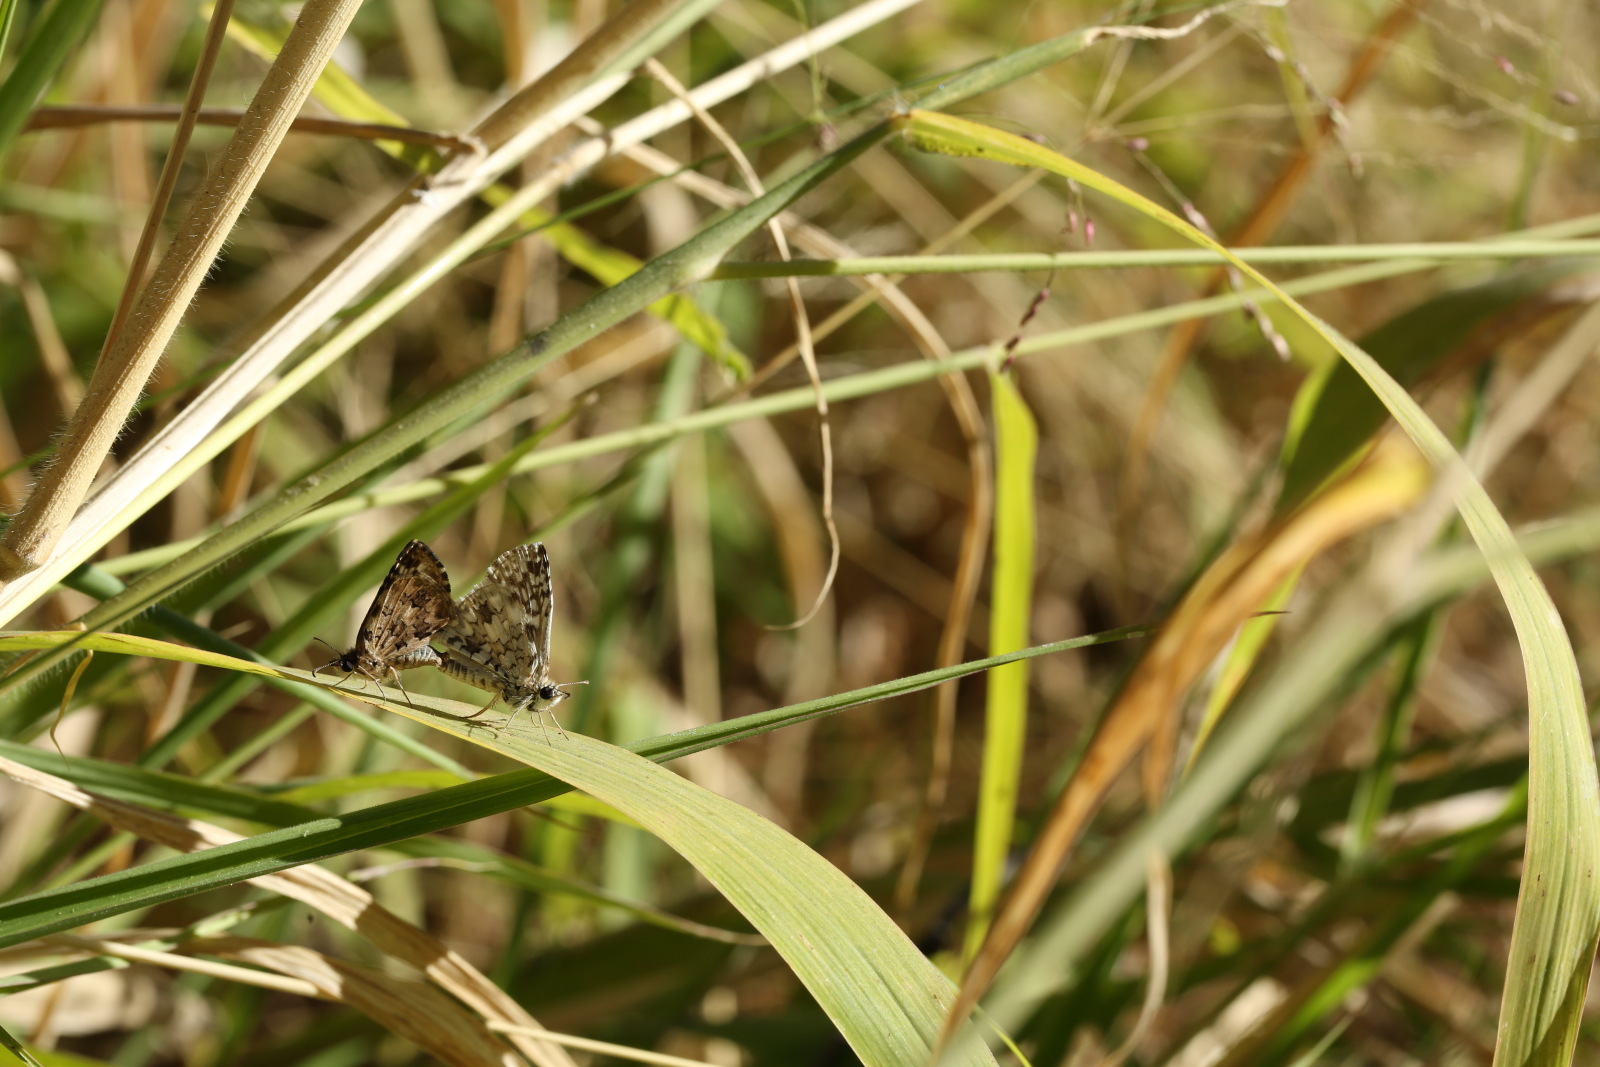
top-left (2, 0), bottom-right (1600, 1063)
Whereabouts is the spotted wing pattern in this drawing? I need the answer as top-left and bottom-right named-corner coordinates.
top-left (438, 543), bottom-right (578, 732)
top-left (323, 539), bottom-right (452, 687)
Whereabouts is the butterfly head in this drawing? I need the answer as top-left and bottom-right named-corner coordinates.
top-left (311, 636), bottom-right (362, 677)
top-left (511, 679), bottom-right (588, 713)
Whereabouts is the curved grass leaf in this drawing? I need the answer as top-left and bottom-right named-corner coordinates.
top-left (896, 108), bottom-right (1599, 1065)
top-left (494, 732), bottom-right (996, 1066)
top-left (1278, 261), bottom-right (1600, 511)
top-left (0, 630), bottom-right (1149, 1064)
top-left (0, 627), bottom-right (1149, 943)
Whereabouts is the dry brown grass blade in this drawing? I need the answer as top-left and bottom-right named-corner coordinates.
top-left (726, 419), bottom-right (834, 816)
top-left (487, 1022), bottom-right (726, 1067)
top-left (99, 0), bottom-right (235, 356)
top-left (42, 932), bottom-right (326, 998)
top-left (186, 936), bottom-right (521, 1067)
top-left (0, 0), bottom-right (900, 629)
top-left (0, 250), bottom-right (81, 415)
top-left (894, 396), bottom-right (991, 914)
top-left (0, 755), bottom-right (579, 1067)
top-left (24, 104), bottom-right (481, 151)
top-left (0, 0), bottom-right (365, 582)
top-left (1120, 0), bottom-right (1425, 517)
top-left (642, 56), bottom-right (842, 631)
top-left (937, 445), bottom-right (1430, 1049)
top-left (613, 116), bottom-right (997, 877)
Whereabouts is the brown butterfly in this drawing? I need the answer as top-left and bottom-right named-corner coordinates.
top-left (314, 539), bottom-right (454, 703)
top-left (435, 542), bottom-right (586, 741)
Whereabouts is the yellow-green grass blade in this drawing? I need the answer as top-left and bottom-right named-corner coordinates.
top-left (1277, 262), bottom-right (1600, 513)
top-left (964, 371), bottom-right (1038, 962)
top-left (0, 1020), bottom-right (45, 1067)
top-left (1187, 568), bottom-right (1298, 771)
top-left (0, 626), bottom-right (1151, 937)
top-left (894, 109), bottom-right (1598, 1063)
top-left (227, 12), bottom-right (745, 375)
top-left (493, 730), bottom-right (995, 1066)
top-left (225, 12), bottom-right (449, 166)
top-left (708, 242), bottom-right (1600, 278)
top-left (0, 632), bottom-right (1158, 1063)
top-left (480, 197), bottom-right (750, 379)
top-left (0, 0), bottom-right (23, 91)
top-left (1204, 260), bottom-right (1594, 770)
top-left (0, 0), bottom-right (106, 164)
top-left (0, 740), bottom-right (751, 945)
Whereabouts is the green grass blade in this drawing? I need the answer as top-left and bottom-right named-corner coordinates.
top-left (0, 740), bottom-right (756, 944)
top-left (896, 109), bottom-right (1600, 1063)
top-left (964, 371), bottom-right (1037, 962)
top-left (1277, 262), bottom-right (1598, 511)
top-left (0, 627), bottom-right (1149, 944)
top-left (0, 0), bottom-right (106, 164)
top-left (0, 127), bottom-right (881, 691)
top-left (495, 733), bottom-right (996, 1065)
top-left (0, 0), bottom-right (22, 70)
top-left (0, 631), bottom-right (1152, 1062)
top-left (0, 1021), bottom-right (45, 1067)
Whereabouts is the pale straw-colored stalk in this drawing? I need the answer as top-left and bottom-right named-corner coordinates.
top-left (0, 753), bottom-right (579, 1067)
top-left (0, 0), bottom-right (365, 581)
top-left (0, 0), bottom-right (924, 629)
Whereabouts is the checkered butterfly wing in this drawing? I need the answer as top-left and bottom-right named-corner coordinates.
top-left (326, 539), bottom-right (453, 680)
top-left (438, 543), bottom-right (554, 692)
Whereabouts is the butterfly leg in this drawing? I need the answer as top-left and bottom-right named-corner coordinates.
top-left (454, 690), bottom-right (509, 733)
top-left (322, 668), bottom-right (358, 691)
top-left (365, 669), bottom-right (393, 705)
top-left (541, 708), bottom-right (569, 742)
top-left (462, 690), bottom-right (501, 720)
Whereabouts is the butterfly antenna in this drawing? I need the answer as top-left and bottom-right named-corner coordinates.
top-left (311, 638), bottom-right (342, 676)
top-left (311, 638), bottom-right (356, 685)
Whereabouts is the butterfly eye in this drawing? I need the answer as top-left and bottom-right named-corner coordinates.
top-left (539, 685), bottom-right (558, 701)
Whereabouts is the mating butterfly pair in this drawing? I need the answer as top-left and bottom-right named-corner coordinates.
top-left (315, 540), bottom-right (584, 740)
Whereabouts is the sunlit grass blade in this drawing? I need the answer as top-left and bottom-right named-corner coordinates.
top-left (229, 12), bottom-right (746, 376)
top-left (0, 1021), bottom-right (45, 1067)
top-left (964, 371), bottom-right (1037, 963)
top-left (0, 0), bottom-right (106, 163)
top-left (1276, 263), bottom-right (1598, 512)
top-left (489, 732), bottom-right (996, 1065)
top-left (894, 109), bottom-right (1600, 1065)
top-left (0, 626), bottom-right (1150, 944)
top-left (0, 633), bottom-right (1154, 1063)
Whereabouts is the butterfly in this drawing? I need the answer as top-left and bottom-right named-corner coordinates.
top-left (436, 542), bottom-right (586, 741)
top-left (314, 539), bottom-right (453, 703)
